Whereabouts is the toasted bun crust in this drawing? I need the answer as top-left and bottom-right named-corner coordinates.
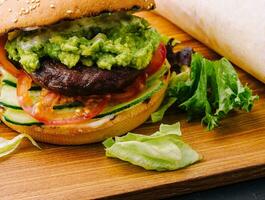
top-left (1, 76), bottom-right (169, 145)
top-left (0, 0), bottom-right (155, 36)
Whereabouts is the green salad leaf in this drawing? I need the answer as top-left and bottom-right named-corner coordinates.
top-left (153, 53), bottom-right (258, 130)
top-left (0, 134), bottom-right (40, 158)
top-left (151, 97), bottom-right (177, 123)
top-left (103, 122), bottom-right (201, 171)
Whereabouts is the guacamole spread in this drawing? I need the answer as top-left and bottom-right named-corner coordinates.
top-left (5, 12), bottom-right (161, 73)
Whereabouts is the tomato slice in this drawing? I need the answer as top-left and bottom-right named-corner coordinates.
top-left (111, 73), bottom-right (146, 103)
top-left (0, 36), bottom-right (20, 77)
top-left (145, 43), bottom-right (167, 75)
top-left (17, 71), bottom-right (109, 125)
top-left (111, 43), bottom-right (166, 103)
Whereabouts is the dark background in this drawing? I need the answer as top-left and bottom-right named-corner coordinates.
top-left (174, 178), bottom-right (265, 200)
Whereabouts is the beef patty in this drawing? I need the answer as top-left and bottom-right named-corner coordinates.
top-left (30, 59), bottom-right (141, 96)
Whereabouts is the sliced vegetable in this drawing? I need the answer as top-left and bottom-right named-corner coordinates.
top-left (0, 84), bottom-right (40, 110)
top-left (111, 74), bottom-right (146, 103)
top-left (0, 66), bottom-right (17, 85)
top-left (146, 59), bottom-right (170, 87)
top-left (0, 134), bottom-right (40, 158)
top-left (145, 43), bottom-right (167, 75)
top-left (3, 108), bottom-right (42, 126)
top-left (98, 79), bottom-right (164, 118)
top-left (16, 71), bottom-right (109, 125)
top-left (103, 122), bottom-right (201, 171)
top-left (0, 67), bottom-right (41, 90)
top-left (0, 83), bottom-right (83, 111)
top-left (100, 62), bottom-right (170, 117)
top-left (111, 43), bottom-right (167, 103)
top-left (0, 36), bottom-right (20, 77)
top-left (1, 62), bottom-right (169, 124)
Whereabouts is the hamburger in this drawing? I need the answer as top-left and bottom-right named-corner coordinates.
top-left (0, 0), bottom-right (170, 145)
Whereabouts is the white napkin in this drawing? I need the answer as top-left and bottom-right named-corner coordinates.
top-left (156, 0), bottom-right (265, 83)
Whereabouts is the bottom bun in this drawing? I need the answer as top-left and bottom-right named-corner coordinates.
top-left (1, 76), bottom-right (169, 145)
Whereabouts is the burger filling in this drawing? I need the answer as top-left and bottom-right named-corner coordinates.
top-left (0, 12), bottom-right (168, 125)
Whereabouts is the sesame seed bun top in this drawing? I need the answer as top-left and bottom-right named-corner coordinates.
top-left (0, 0), bottom-right (155, 36)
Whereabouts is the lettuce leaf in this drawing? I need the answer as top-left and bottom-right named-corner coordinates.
top-left (155, 52), bottom-right (258, 130)
top-left (103, 122), bottom-right (201, 171)
top-left (151, 97), bottom-right (177, 123)
top-left (0, 134), bottom-right (40, 158)
top-left (151, 66), bottom-right (191, 122)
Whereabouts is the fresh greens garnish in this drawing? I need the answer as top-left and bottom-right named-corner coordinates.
top-left (153, 52), bottom-right (258, 130)
top-left (0, 134), bottom-right (40, 158)
top-left (103, 122), bottom-right (201, 171)
top-left (151, 97), bottom-right (177, 123)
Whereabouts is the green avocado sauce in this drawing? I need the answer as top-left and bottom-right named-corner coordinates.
top-left (5, 12), bottom-right (162, 73)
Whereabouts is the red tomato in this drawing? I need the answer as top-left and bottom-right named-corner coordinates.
top-left (111, 43), bottom-right (167, 103)
top-left (111, 73), bottom-right (146, 103)
top-left (17, 72), bottom-right (109, 125)
top-left (0, 36), bottom-right (20, 77)
top-left (145, 43), bottom-right (167, 75)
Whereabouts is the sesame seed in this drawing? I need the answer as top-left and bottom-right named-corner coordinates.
top-left (26, 0), bottom-right (30, 4)
top-left (50, 4), bottom-right (55, 8)
top-left (28, 5), bottom-right (35, 11)
top-left (147, 3), bottom-right (154, 9)
top-left (8, 8), bottom-right (12, 12)
top-left (13, 18), bottom-right (18, 23)
top-left (66, 10), bottom-right (73, 14)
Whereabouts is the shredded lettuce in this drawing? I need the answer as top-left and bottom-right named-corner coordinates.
top-left (0, 134), bottom-right (40, 158)
top-left (153, 53), bottom-right (258, 130)
top-left (103, 122), bottom-right (201, 171)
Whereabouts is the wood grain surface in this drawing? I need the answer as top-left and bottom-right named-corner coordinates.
top-left (0, 12), bottom-right (265, 200)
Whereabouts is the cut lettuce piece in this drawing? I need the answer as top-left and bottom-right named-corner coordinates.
top-left (0, 134), bottom-right (40, 158)
top-left (151, 97), bottom-right (177, 123)
top-left (103, 122), bottom-right (200, 171)
top-left (158, 122), bottom-right (182, 135)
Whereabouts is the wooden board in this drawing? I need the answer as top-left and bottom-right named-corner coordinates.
top-left (0, 12), bottom-right (265, 200)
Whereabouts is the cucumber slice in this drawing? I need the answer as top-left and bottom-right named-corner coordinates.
top-left (0, 67), bottom-right (17, 85)
top-left (0, 68), bottom-right (41, 90)
top-left (98, 62), bottom-right (169, 117)
top-left (2, 81), bottom-right (164, 126)
top-left (98, 79), bottom-right (164, 118)
top-left (0, 85), bottom-right (41, 110)
top-left (1, 62), bottom-right (169, 126)
top-left (0, 85), bottom-right (82, 110)
top-left (3, 108), bottom-right (43, 126)
top-left (2, 107), bottom-right (83, 126)
top-left (146, 60), bottom-right (170, 87)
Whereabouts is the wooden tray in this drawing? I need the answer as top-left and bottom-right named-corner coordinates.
top-left (0, 12), bottom-right (265, 200)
